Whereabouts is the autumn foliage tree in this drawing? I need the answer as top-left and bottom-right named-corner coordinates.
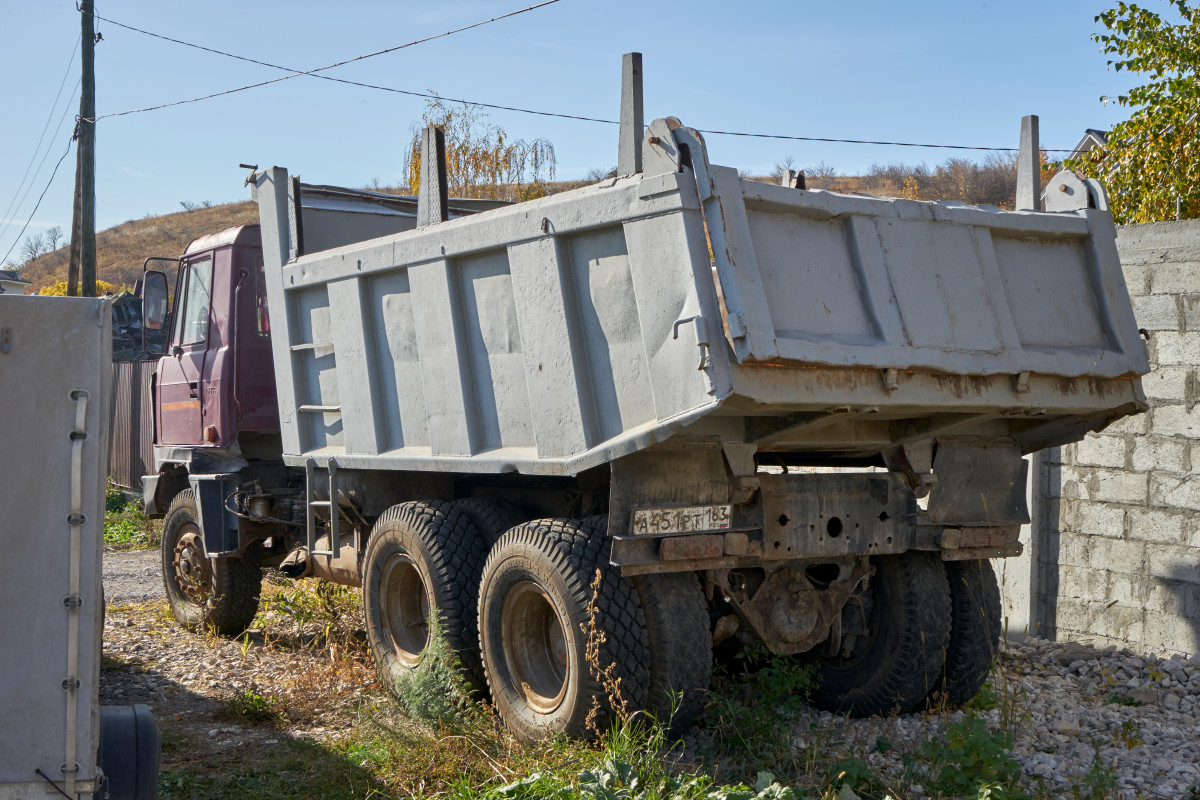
top-left (404, 97), bottom-right (556, 203)
top-left (1069, 1), bottom-right (1200, 223)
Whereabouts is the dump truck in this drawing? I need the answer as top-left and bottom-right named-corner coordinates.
top-left (0, 295), bottom-right (160, 800)
top-left (138, 107), bottom-right (1147, 739)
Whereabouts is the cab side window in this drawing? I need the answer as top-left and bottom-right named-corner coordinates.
top-left (179, 258), bottom-right (214, 346)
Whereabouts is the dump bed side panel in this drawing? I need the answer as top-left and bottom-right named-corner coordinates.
top-left (255, 169), bottom-right (730, 476)
top-left (704, 169), bottom-right (1148, 379)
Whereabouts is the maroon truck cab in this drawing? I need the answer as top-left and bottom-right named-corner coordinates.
top-left (155, 225), bottom-right (278, 448)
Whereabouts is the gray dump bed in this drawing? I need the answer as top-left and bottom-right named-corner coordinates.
top-left (253, 118), bottom-right (1147, 477)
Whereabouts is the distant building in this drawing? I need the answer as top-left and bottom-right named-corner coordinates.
top-left (1068, 129), bottom-right (1108, 161)
top-left (0, 269), bottom-right (32, 295)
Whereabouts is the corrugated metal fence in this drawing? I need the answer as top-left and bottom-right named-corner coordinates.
top-left (108, 361), bottom-right (154, 489)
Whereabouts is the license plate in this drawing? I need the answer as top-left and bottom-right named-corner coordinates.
top-left (631, 505), bottom-right (732, 536)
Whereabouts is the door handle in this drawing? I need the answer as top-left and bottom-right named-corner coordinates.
top-left (188, 382), bottom-right (198, 398)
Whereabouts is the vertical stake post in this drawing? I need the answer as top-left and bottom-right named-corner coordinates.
top-left (417, 124), bottom-right (448, 227)
top-left (1016, 114), bottom-right (1041, 211)
top-left (618, 52), bottom-right (643, 175)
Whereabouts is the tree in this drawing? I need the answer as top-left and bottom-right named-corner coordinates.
top-left (1069, 1), bottom-right (1200, 223)
top-left (19, 234), bottom-right (46, 264)
top-left (404, 96), bottom-right (556, 202)
top-left (39, 278), bottom-right (116, 296)
top-left (44, 226), bottom-right (64, 251)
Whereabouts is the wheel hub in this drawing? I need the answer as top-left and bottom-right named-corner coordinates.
top-left (501, 581), bottom-right (569, 714)
top-left (379, 553), bottom-right (431, 667)
top-left (173, 526), bottom-right (212, 604)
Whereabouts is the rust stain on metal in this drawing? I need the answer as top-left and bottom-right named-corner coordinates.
top-left (660, 534), bottom-right (724, 561)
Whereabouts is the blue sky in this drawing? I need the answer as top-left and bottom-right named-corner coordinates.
top-left (0, 0), bottom-right (1142, 261)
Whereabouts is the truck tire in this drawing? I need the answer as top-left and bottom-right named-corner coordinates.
top-left (477, 517), bottom-right (650, 741)
top-left (808, 552), bottom-right (951, 717)
top-left (632, 571), bottom-right (712, 733)
top-left (161, 489), bottom-right (262, 636)
top-left (362, 502), bottom-right (489, 694)
top-left (930, 559), bottom-right (1001, 707)
top-left (453, 497), bottom-right (528, 548)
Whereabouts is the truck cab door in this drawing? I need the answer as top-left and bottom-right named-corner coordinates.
top-left (157, 256), bottom-right (214, 445)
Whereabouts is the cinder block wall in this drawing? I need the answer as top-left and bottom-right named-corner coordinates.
top-left (1031, 219), bottom-right (1200, 656)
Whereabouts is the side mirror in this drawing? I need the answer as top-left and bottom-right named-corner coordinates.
top-left (142, 270), bottom-right (170, 356)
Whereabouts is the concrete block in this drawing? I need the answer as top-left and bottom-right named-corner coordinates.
top-left (1145, 578), bottom-right (1192, 615)
top-left (1150, 473), bottom-right (1200, 512)
top-left (1086, 468), bottom-right (1148, 505)
top-left (1056, 536), bottom-right (1091, 568)
top-left (1150, 404), bottom-right (1200, 437)
top-left (1140, 367), bottom-right (1191, 404)
top-left (1059, 564), bottom-right (1109, 598)
top-left (1130, 436), bottom-right (1188, 474)
top-left (1094, 603), bottom-right (1147, 646)
top-left (1127, 507), bottom-right (1187, 544)
top-left (1182, 295), bottom-right (1200, 331)
top-left (1151, 331), bottom-right (1200, 366)
top-left (1121, 262), bottom-right (1152, 295)
top-left (1100, 411), bottom-right (1150, 436)
top-left (1142, 612), bottom-right (1200, 657)
top-left (1150, 261), bottom-right (1200, 295)
top-left (1147, 546), bottom-right (1200, 583)
top-left (1074, 434), bottom-right (1127, 469)
top-left (1132, 294), bottom-right (1181, 331)
top-left (1109, 572), bottom-right (1148, 606)
top-left (1086, 537), bottom-right (1146, 574)
top-left (1073, 500), bottom-right (1125, 537)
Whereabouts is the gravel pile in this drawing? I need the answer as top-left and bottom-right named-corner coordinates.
top-left (778, 637), bottom-right (1200, 798)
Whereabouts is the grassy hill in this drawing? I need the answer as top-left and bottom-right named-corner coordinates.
top-left (20, 201), bottom-right (258, 294)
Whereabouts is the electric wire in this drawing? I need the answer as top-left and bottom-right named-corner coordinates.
top-left (94, 13), bottom-right (614, 125)
top-left (92, 13), bottom-right (1078, 153)
top-left (0, 33), bottom-right (82, 243)
top-left (87, 0), bottom-right (565, 121)
top-left (0, 133), bottom-right (76, 269)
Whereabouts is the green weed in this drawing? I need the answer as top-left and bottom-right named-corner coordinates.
top-left (392, 606), bottom-right (475, 727)
top-left (103, 482), bottom-right (158, 550)
top-left (222, 688), bottom-right (284, 724)
top-left (920, 716), bottom-right (1024, 799)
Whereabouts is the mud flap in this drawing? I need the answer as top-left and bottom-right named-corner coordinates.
top-left (188, 473), bottom-right (240, 554)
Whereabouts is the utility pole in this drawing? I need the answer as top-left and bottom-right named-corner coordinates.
top-left (68, 0), bottom-right (96, 297)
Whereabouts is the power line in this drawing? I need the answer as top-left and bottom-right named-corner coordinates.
top-left (0, 77), bottom-right (81, 260)
top-left (88, 0), bottom-right (566, 121)
top-left (95, 13), bottom-right (614, 126)
top-left (0, 133), bottom-right (76, 269)
top-left (92, 13), bottom-right (1078, 154)
top-left (0, 33), bottom-right (82, 243)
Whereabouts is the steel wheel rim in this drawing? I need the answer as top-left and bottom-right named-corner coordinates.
top-left (380, 553), bottom-right (430, 667)
top-left (172, 524), bottom-right (212, 604)
top-left (501, 580), bottom-right (569, 714)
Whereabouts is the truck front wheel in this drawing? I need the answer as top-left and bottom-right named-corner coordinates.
top-left (161, 489), bottom-right (262, 636)
top-left (477, 517), bottom-right (650, 741)
top-left (808, 552), bottom-right (951, 717)
top-left (362, 502), bottom-right (489, 694)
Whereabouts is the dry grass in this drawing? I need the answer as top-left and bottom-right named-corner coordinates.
top-left (21, 201), bottom-right (257, 294)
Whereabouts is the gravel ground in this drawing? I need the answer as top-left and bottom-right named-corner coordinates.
top-left (101, 551), bottom-right (1200, 797)
top-left (742, 638), bottom-right (1200, 798)
top-left (103, 549), bottom-right (162, 604)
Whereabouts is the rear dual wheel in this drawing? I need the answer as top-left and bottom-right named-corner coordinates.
top-left (477, 517), bottom-right (651, 740)
top-left (362, 502), bottom-right (489, 693)
top-left (808, 552), bottom-right (952, 717)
